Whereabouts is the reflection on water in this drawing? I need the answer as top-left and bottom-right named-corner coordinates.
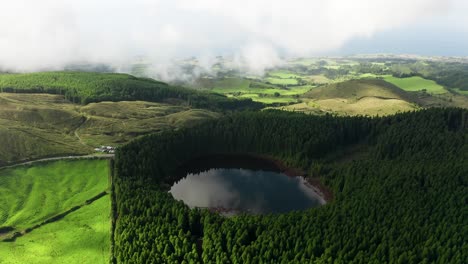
top-left (170, 168), bottom-right (324, 214)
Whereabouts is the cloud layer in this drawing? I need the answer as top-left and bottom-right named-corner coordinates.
top-left (0, 0), bottom-right (460, 76)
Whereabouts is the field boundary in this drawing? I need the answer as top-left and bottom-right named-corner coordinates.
top-left (1, 191), bottom-right (109, 242)
top-left (109, 159), bottom-right (117, 264)
top-left (0, 154), bottom-right (114, 170)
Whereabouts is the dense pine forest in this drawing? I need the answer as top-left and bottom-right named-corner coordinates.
top-left (113, 108), bottom-right (467, 263)
top-left (0, 72), bottom-right (262, 111)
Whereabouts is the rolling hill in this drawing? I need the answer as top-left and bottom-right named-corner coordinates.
top-left (0, 72), bottom-right (262, 111)
top-left (302, 79), bottom-right (417, 102)
top-left (285, 79), bottom-right (419, 116)
top-left (281, 79), bottom-right (467, 116)
top-left (0, 71), bottom-right (265, 165)
top-left (0, 93), bottom-right (220, 165)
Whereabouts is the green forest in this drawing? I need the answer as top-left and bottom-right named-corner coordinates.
top-left (113, 108), bottom-right (468, 263)
top-left (0, 72), bottom-right (261, 111)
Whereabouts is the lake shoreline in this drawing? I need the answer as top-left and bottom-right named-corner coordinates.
top-left (175, 153), bottom-right (334, 204)
top-left (249, 154), bottom-right (334, 203)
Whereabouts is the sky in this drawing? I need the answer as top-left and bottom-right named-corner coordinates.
top-left (0, 0), bottom-right (467, 76)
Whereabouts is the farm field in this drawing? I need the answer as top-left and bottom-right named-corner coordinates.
top-left (200, 77), bottom-right (313, 104)
top-left (265, 77), bottom-right (299, 85)
top-left (0, 197), bottom-right (109, 264)
top-left (383, 75), bottom-right (447, 94)
top-left (0, 159), bottom-right (108, 230)
top-left (0, 159), bottom-right (109, 264)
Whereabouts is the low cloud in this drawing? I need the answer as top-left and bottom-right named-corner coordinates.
top-left (0, 0), bottom-right (459, 79)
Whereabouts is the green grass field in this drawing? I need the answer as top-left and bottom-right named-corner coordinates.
top-left (0, 159), bottom-right (108, 229)
top-left (0, 159), bottom-right (109, 263)
top-left (0, 197), bottom-right (109, 264)
top-left (265, 77), bottom-right (299, 85)
top-left (383, 75), bottom-right (447, 94)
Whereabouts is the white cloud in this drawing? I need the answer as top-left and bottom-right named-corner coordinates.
top-left (0, 0), bottom-right (463, 76)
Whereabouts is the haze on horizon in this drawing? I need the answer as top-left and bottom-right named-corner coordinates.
top-left (1, 0), bottom-right (467, 79)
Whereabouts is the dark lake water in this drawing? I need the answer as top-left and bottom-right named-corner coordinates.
top-left (169, 155), bottom-right (324, 214)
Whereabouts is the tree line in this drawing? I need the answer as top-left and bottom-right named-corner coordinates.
top-left (0, 72), bottom-right (262, 111)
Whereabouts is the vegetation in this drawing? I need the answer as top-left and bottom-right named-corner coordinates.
top-left (184, 56), bottom-right (468, 115)
top-left (0, 159), bottom-right (108, 231)
top-left (388, 61), bottom-right (468, 92)
top-left (2, 56), bottom-right (467, 263)
top-left (113, 108), bottom-right (467, 263)
top-left (383, 75), bottom-right (447, 94)
top-left (302, 79), bottom-right (413, 101)
top-left (430, 69), bottom-right (468, 91)
top-left (0, 196), bottom-right (109, 264)
top-left (0, 159), bottom-right (110, 263)
top-left (265, 77), bottom-right (299, 86)
top-left (0, 93), bottom-right (219, 165)
top-left (0, 72), bottom-right (261, 111)
top-left (195, 77), bottom-right (312, 105)
top-left (282, 79), bottom-right (419, 116)
top-left (1, 58), bottom-right (467, 163)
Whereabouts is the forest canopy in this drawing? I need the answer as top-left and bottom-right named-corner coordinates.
top-left (0, 72), bottom-right (262, 111)
top-left (113, 108), bottom-right (467, 263)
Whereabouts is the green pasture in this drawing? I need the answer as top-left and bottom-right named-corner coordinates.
top-left (383, 75), bottom-right (447, 94)
top-left (0, 159), bottom-right (108, 229)
top-left (0, 159), bottom-right (110, 264)
top-left (0, 197), bottom-right (109, 264)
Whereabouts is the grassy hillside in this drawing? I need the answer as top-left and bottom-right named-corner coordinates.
top-left (0, 192), bottom-right (109, 264)
top-left (303, 79), bottom-right (415, 101)
top-left (286, 79), bottom-right (419, 116)
top-left (0, 159), bottom-right (108, 230)
top-left (0, 93), bottom-right (91, 165)
top-left (78, 101), bottom-right (220, 146)
top-left (0, 72), bottom-right (261, 110)
top-left (0, 93), bottom-right (220, 164)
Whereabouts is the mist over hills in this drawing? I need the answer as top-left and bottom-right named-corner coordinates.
top-left (1, 1), bottom-right (467, 263)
